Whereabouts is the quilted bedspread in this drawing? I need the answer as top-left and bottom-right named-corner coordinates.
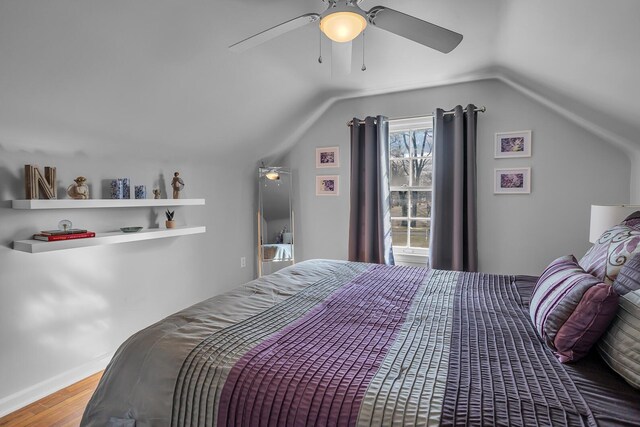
top-left (81, 260), bottom-right (640, 427)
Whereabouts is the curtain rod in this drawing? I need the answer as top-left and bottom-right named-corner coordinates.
top-left (346, 106), bottom-right (486, 127)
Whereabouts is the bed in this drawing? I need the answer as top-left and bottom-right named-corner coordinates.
top-left (81, 260), bottom-right (640, 426)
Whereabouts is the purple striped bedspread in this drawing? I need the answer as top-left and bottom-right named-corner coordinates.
top-left (81, 260), bottom-right (640, 427)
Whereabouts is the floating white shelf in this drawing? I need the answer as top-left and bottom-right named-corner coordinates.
top-left (13, 226), bottom-right (206, 253)
top-left (11, 199), bottom-right (206, 210)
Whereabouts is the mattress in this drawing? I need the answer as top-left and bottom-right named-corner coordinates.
top-left (81, 260), bottom-right (640, 426)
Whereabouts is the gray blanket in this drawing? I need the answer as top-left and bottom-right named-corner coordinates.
top-left (82, 260), bottom-right (640, 426)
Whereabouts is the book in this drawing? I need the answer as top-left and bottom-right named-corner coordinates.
top-left (39, 229), bottom-right (88, 236)
top-left (33, 232), bottom-right (96, 241)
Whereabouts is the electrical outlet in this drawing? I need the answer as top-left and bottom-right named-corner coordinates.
top-left (240, 257), bottom-right (246, 268)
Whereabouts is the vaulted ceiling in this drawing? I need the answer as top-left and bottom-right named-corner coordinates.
top-left (0, 0), bottom-right (638, 158)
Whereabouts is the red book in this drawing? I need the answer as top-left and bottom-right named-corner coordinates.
top-left (33, 232), bottom-right (96, 241)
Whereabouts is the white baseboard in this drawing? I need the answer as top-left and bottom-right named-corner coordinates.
top-left (0, 352), bottom-right (114, 418)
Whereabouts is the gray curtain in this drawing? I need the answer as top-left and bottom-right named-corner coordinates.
top-left (348, 116), bottom-right (394, 265)
top-left (430, 105), bottom-right (478, 272)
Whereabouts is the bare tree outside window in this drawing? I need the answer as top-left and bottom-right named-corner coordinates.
top-left (389, 121), bottom-right (433, 251)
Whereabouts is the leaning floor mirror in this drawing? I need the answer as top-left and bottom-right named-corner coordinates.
top-left (258, 166), bottom-right (294, 277)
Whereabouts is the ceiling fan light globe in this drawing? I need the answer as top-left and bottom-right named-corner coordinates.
top-left (320, 11), bottom-right (367, 43)
top-left (265, 171), bottom-right (280, 180)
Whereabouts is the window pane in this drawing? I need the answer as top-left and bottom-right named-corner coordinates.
top-left (390, 191), bottom-right (408, 217)
top-left (412, 191), bottom-right (432, 218)
top-left (391, 220), bottom-right (408, 247)
top-left (390, 160), bottom-right (410, 186)
top-left (388, 120), bottom-right (433, 251)
top-left (415, 158), bottom-right (433, 187)
top-left (412, 129), bottom-right (434, 157)
top-left (389, 132), bottom-right (411, 158)
top-left (409, 220), bottom-right (430, 249)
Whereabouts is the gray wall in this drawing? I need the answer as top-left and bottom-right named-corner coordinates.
top-left (282, 79), bottom-right (631, 275)
top-left (0, 145), bottom-right (256, 413)
top-left (0, 77), bottom-right (633, 413)
top-left (631, 151), bottom-right (640, 204)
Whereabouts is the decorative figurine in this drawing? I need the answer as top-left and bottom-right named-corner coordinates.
top-left (171, 172), bottom-right (185, 199)
top-left (66, 176), bottom-right (90, 199)
top-left (152, 188), bottom-right (161, 199)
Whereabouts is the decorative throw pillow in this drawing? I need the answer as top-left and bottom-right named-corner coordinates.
top-left (598, 289), bottom-right (640, 389)
top-left (613, 254), bottom-right (640, 296)
top-left (579, 224), bottom-right (640, 285)
top-left (530, 255), bottom-right (619, 363)
top-left (622, 211), bottom-right (640, 230)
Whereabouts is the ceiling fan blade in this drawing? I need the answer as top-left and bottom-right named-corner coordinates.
top-left (367, 6), bottom-right (463, 53)
top-left (229, 13), bottom-right (320, 53)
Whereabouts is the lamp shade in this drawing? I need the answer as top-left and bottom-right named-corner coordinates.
top-left (589, 205), bottom-right (640, 243)
top-left (320, 11), bottom-right (367, 43)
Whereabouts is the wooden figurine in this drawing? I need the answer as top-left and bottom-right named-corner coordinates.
top-left (25, 165), bottom-right (57, 199)
top-left (171, 172), bottom-right (185, 199)
top-left (153, 188), bottom-right (161, 199)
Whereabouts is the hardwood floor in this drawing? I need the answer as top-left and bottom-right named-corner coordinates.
top-left (0, 372), bottom-right (102, 427)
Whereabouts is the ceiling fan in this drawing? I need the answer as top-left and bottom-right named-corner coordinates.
top-left (229, 0), bottom-right (463, 56)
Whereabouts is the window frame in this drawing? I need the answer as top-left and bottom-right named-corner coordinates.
top-left (388, 116), bottom-right (434, 260)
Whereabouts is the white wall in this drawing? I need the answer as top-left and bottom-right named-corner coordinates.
top-left (282, 79), bottom-right (631, 275)
top-left (0, 145), bottom-right (257, 415)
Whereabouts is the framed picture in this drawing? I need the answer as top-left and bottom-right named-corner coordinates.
top-left (494, 168), bottom-right (531, 194)
top-left (494, 130), bottom-right (532, 158)
top-left (316, 175), bottom-right (339, 196)
top-left (316, 146), bottom-right (340, 168)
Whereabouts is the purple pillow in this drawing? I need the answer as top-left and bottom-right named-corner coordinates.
top-left (530, 255), bottom-right (619, 363)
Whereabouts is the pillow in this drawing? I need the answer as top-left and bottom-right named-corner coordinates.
top-left (598, 289), bottom-right (640, 389)
top-left (579, 224), bottom-right (640, 285)
top-left (613, 254), bottom-right (640, 296)
top-left (622, 211), bottom-right (640, 229)
top-left (530, 255), bottom-right (619, 363)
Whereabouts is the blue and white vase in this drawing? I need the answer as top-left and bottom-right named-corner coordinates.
top-left (122, 178), bottom-right (130, 199)
top-left (135, 185), bottom-right (146, 199)
top-left (110, 179), bottom-right (123, 199)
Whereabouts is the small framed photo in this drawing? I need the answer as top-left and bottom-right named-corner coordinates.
top-left (494, 168), bottom-right (531, 194)
top-left (316, 146), bottom-right (340, 168)
top-left (316, 175), bottom-right (339, 196)
top-left (495, 130), bottom-right (531, 158)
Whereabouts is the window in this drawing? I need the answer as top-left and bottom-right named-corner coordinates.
top-left (388, 117), bottom-right (433, 263)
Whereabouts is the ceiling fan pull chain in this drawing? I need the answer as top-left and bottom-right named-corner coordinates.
top-left (318, 27), bottom-right (323, 64)
top-left (361, 30), bottom-right (367, 71)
